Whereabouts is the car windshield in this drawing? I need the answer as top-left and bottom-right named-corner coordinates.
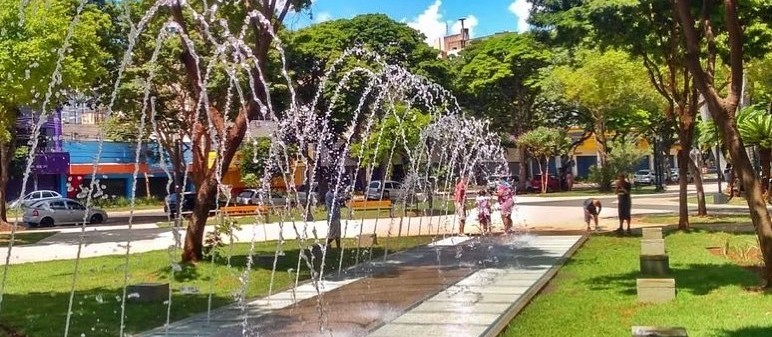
top-left (368, 182), bottom-right (380, 189)
top-left (238, 191), bottom-right (254, 198)
top-left (637, 171), bottom-right (650, 175)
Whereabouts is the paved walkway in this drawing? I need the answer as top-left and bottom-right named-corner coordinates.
top-left (138, 234), bottom-right (584, 337)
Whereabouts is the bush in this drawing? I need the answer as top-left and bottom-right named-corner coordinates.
top-left (86, 196), bottom-right (162, 208)
top-left (588, 165), bottom-right (615, 191)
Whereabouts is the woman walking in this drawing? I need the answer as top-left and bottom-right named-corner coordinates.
top-left (615, 173), bottom-right (632, 235)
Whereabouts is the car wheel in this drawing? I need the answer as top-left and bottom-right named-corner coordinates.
top-left (90, 214), bottom-right (103, 224)
top-left (40, 217), bottom-right (54, 227)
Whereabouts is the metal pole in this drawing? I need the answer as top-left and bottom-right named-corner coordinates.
top-left (716, 125), bottom-right (722, 195)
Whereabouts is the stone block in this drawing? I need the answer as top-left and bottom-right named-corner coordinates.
top-left (357, 234), bottom-right (378, 247)
top-left (126, 283), bottom-right (170, 303)
top-left (632, 326), bottom-right (688, 336)
top-left (637, 278), bottom-right (675, 304)
top-left (640, 255), bottom-right (670, 276)
top-left (641, 239), bottom-right (666, 256)
top-left (642, 227), bottom-right (663, 240)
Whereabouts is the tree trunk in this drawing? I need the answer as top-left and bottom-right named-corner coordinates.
top-left (759, 147), bottom-right (771, 194)
top-left (676, 148), bottom-right (690, 230)
top-left (594, 117), bottom-right (609, 167)
top-left (542, 157), bottom-right (549, 194)
top-left (517, 146), bottom-right (527, 192)
top-left (675, 0), bottom-right (772, 286)
top-left (0, 142), bottom-right (10, 224)
top-left (537, 160), bottom-right (545, 194)
top-left (181, 177), bottom-right (218, 262)
top-left (689, 155), bottom-right (707, 215)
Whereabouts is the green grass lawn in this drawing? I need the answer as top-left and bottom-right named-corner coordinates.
top-left (0, 236), bottom-right (433, 337)
top-left (638, 214), bottom-right (753, 226)
top-left (687, 196), bottom-right (749, 206)
top-left (537, 185), bottom-right (661, 197)
top-left (502, 231), bottom-right (770, 337)
top-left (0, 231), bottom-right (55, 246)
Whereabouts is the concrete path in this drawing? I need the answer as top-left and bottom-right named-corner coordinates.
top-left (138, 234), bottom-right (584, 337)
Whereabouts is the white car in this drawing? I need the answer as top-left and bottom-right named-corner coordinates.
top-left (9, 190), bottom-right (63, 208)
top-left (366, 180), bottom-right (405, 200)
top-left (235, 189), bottom-right (291, 206)
top-left (23, 198), bottom-right (107, 227)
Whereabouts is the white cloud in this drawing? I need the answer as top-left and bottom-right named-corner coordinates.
top-left (408, 0), bottom-right (446, 48)
top-left (508, 0), bottom-right (532, 33)
top-left (450, 15), bottom-right (478, 39)
top-left (315, 11), bottom-right (332, 23)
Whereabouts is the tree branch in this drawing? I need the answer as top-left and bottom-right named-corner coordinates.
top-left (723, 0), bottom-right (744, 111)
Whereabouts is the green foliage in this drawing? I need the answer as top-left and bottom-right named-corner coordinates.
top-left (517, 126), bottom-right (571, 161)
top-left (203, 217), bottom-right (241, 259)
top-left (284, 14), bottom-right (449, 133)
top-left (588, 139), bottom-right (647, 190)
top-left (350, 107), bottom-right (431, 167)
top-left (737, 105), bottom-right (772, 149)
top-left (452, 33), bottom-right (553, 135)
top-left (237, 137), bottom-right (272, 187)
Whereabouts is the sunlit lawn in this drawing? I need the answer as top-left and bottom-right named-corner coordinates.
top-left (0, 231), bottom-right (55, 246)
top-left (503, 231), bottom-right (770, 337)
top-left (536, 185), bottom-right (661, 197)
top-left (0, 236), bottom-right (433, 337)
top-left (638, 213), bottom-right (753, 227)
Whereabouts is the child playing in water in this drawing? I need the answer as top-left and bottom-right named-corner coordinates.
top-left (476, 189), bottom-right (492, 234)
top-left (497, 183), bottom-right (515, 234)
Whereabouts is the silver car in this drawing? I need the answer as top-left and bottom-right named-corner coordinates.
top-left (9, 190), bottom-right (63, 208)
top-left (23, 198), bottom-right (108, 227)
top-left (235, 189), bottom-right (291, 206)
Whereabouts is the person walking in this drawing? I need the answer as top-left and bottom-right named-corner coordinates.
top-left (615, 173), bottom-right (632, 235)
top-left (454, 177), bottom-right (468, 236)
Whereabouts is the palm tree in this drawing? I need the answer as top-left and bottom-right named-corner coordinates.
top-left (737, 105), bottom-right (772, 193)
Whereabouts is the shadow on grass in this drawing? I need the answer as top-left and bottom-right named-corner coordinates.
top-left (718, 326), bottom-right (772, 337)
top-left (0, 287), bottom-right (232, 337)
top-left (586, 263), bottom-right (763, 296)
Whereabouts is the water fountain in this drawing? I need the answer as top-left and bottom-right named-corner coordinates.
top-left (0, 1), bottom-right (583, 337)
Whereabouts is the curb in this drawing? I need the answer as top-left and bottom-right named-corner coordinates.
top-left (481, 234), bottom-right (589, 337)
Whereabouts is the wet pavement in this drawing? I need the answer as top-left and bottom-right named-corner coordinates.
top-left (139, 234), bottom-right (584, 337)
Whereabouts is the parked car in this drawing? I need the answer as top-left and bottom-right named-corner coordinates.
top-left (366, 180), bottom-right (405, 200)
top-left (235, 189), bottom-right (291, 206)
top-left (23, 198), bottom-right (107, 227)
top-left (487, 175), bottom-right (519, 193)
top-left (634, 170), bottom-right (655, 185)
top-left (9, 190), bottom-right (62, 208)
top-left (165, 192), bottom-right (196, 216)
top-left (669, 168), bottom-right (694, 183)
top-left (529, 174), bottom-right (559, 192)
top-left (294, 184), bottom-right (319, 206)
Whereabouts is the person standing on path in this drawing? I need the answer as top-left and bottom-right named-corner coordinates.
top-left (454, 177), bottom-right (468, 236)
top-left (476, 189), bottom-right (492, 234)
top-left (615, 174), bottom-right (632, 235)
top-left (325, 186), bottom-right (345, 249)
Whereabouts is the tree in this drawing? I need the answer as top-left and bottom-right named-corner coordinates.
top-left (541, 49), bottom-right (659, 168)
top-left (350, 107), bottom-right (431, 168)
top-left (528, 0), bottom-right (712, 227)
top-left (452, 33), bottom-right (552, 189)
top-left (588, 139), bottom-right (648, 191)
top-left (237, 137), bottom-right (272, 188)
top-left (517, 127), bottom-right (571, 193)
top-left (138, 0), bottom-right (312, 262)
top-left (673, 0), bottom-right (772, 286)
top-left (0, 0), bottom-right (111, 224)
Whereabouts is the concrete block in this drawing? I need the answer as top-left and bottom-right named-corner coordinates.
top-left (641, 239), bottom-right (666, 256)
top-left (640, 255), bottom-right (670, 276)
top-left (126, 283), bottom-right (170, 303)
top-left (642, 227), bottom-right (663, 240)
top-left (637, 278), bottom-right (675, 304)
top-left (357, 234), bottom-right (378, 247)
top-left (632, 326), bottom-right (688, 336)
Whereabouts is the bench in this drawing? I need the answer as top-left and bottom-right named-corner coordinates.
top-left (347, 200), bottom-right (392, 211)
top-left (218, 205), bottom-right (270, 221)
top-left (347, 200), bottom-right (393, 217)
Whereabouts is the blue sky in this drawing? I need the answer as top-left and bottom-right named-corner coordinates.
top-left (285, 0), bottom-right (532, 48)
